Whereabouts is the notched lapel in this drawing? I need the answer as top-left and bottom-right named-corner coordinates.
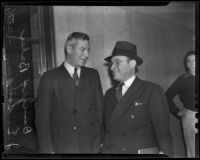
top-left (109, 77), bottom-right (142, 126)
top-left (60, 63), bottom-right (75, 84)
top-left (60, 64), bottom-right (89, 104)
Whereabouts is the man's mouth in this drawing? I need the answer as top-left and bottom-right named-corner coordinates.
top-left (112, 71), bottom-right (119, 76)
top-left (81, 58), bottom-right (88, 63)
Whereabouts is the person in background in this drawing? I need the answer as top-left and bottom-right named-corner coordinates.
top-left (35, 32), bottom-right (104, 153)
top-left (100, 41), bottom-right (173, 157)
top-left (166, 50), bottom-right (197, 158)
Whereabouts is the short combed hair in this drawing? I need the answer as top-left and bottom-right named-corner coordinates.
top-left (64, 32), bottom-right (90, 55)
top-left (183, 50), bottom-right (195, 71)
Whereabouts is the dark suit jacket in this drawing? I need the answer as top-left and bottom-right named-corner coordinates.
top-left (101, 77), bottom-right (173, 157)
top-left (35, 63), bottom-right (103, 153)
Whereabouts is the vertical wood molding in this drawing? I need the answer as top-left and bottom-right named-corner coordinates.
top-left (42, 6), bottom-right (56, 70)
top-left (37, 6), bottom-right (47, 75)
top-left (30, 6), bottom-right (56, 95)
top-left (36, 6), bottom-right (56, 75)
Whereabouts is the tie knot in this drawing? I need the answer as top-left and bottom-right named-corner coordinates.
top-left (118, 82), bottom-right (124, 88)
top-left (74, 67), bottom-right (78, 73)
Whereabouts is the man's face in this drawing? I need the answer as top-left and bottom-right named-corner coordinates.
top-left (68, 39), bottom-right (90, 67)
top-left (110, 56), bottom-right (134, 82)
top-left (186, 54), bottom-right (195, 73)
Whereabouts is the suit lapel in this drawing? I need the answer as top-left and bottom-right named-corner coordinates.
top-left (109, 77), bottom-right (142, 125)
top-left (59, 63), bottom-right (89, 101)
top-left (59, 63), bottom-right (75, 84)
top-left (60, 64), bottom-right (89, 107)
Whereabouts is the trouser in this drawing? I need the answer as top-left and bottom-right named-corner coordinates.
top-left (182, 109), bottom-right (198, 158)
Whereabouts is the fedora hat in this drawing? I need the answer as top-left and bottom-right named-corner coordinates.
top-left (104, 41), bottom-right (143, 66)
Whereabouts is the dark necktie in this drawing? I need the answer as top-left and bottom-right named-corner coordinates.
top-left (72, 68), bottom-right (79, 86)
top-left (115, 82), bottom-right (124, 102)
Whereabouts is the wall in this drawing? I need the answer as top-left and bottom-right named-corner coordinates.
top-left (53, 6), bottom-right (195, 157)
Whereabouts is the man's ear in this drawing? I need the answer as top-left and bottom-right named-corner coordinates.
top-left (129, 59), bottom-right (137, 69)
top-left (66, 45), bottom-right (73, 55)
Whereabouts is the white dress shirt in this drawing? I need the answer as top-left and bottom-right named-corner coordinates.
top-left (122, 74), bottom-right (136, 95)
top-left (64, 61), bottom-right (81, 78)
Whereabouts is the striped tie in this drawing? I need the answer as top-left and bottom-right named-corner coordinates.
top-left (115, 82), bottom-right (124, 102)
top-left (72, 68), bottom-right (79, 86)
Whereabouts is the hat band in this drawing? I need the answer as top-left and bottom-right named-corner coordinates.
top-left (113, 48), bottom-right (136, 59)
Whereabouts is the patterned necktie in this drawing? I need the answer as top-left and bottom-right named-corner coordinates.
top-left (115, 82), bottom-right (124, 102)
top-left (72, 68), bottom-right (79, 86)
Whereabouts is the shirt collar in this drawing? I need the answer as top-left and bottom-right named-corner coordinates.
top-left (64, 61), bottom-right (81, 78)
top-left (123, 74), bottom-right (136, 88)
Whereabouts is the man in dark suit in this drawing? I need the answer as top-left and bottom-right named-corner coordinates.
top-left (35, 32), bottom-right (103, 153)
top-left (100, 41), bottom-right (173, 157)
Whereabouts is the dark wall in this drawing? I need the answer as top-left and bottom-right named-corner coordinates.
top-left (3, 5), bottom-right (37, 153)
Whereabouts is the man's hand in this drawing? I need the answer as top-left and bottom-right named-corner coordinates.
top-left (177, 109), bottom-right (187, 117)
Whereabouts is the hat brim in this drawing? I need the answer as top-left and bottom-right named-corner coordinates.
top-left (104, 56), bottom-right (112, 63)
top-left (104, 55), bottom-right (143, 66)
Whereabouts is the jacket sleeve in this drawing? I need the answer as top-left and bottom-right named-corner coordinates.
top-left (165, 78), bottom-right (181, 118)
top-left (35, 73), bottom-right (54, 153)
top-left (149, 85), bottom-right (173, 157)
top-left (95, 71), bottom-right (104, 128)
top-left (99, 89), bottom-right (110, 152)
top-left (93, 70), bottom-right (104, 153)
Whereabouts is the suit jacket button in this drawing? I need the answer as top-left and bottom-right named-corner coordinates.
top-left (73, 126), bottom-right (77, 130)
top-left (131, 114), bottom-right (135, 119)
top-left (122, 148), bottom-right (126, 152)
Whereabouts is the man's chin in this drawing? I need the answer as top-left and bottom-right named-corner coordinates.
top-left (80, 60), bottom-right (87, 66)
top-left (113, 75), bottom-right (121, 81)
top-left (78, 62), bottom-right (85, 67)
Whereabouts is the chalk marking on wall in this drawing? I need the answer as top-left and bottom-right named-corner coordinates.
top-left (8, 127), bottom-right (19, 135)
top-left (4, 142), bottom-right (20, 150)
top-left (23, 126), bottom-right (32, 134)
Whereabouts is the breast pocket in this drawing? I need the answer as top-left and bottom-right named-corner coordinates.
top-left (130, 101), bottom-right (146, 114)
top-left (128, 101), bottom-right (149, 126)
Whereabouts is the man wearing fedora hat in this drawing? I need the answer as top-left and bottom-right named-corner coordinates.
top-left (100, 41), bottom-right (173, 157)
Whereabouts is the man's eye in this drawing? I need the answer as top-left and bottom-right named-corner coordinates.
top-left (116, 61), bottom-right (120, 65)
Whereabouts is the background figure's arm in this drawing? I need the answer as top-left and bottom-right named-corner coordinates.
top-left (166, 79), bottom-right (182, 119)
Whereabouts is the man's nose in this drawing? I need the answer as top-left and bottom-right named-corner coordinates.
top-left (110, 63), bottom-right (116, 71)
top-left (84, 50), bottom-right (89, 57)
